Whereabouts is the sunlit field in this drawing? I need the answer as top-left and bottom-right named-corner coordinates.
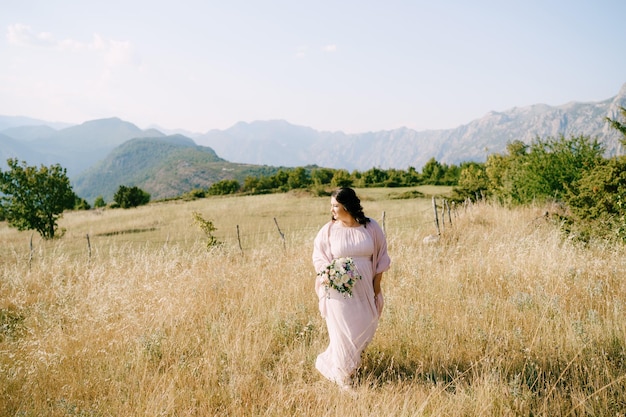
top-left (1, 187), bottom-right (625, 416)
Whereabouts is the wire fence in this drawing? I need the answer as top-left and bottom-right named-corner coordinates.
top-left (1, 196), bottom-right (470, 267)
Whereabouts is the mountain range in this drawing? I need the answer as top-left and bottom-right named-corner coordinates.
top-left (1, 82), bottom-right (625, 202)
top-left (193, 83), bottom-right (626, 171)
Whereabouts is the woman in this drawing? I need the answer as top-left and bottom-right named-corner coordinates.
top-left (312, 187), bottom-right (391, 388)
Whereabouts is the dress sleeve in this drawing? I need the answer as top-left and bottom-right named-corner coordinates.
top-left (370, 219), bottom-right (391, 274)
top-left (313, 222), bottom-right (334, 302)
top-left (312, 222), bottom-right (333, 273)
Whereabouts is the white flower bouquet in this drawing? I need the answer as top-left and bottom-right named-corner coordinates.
top-left (318, 257), bottom-right (361, 298)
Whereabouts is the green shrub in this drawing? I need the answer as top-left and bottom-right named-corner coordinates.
top-left (93, 196), bottom-right (106, 208)
top-left (192, 211), bottom-right (221, 249)
top-left (113, 185), bottom-right (150, 208)
top-left (566, 156), bottom-right (626, 241)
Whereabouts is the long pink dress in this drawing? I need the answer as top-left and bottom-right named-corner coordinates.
top-left (312, 218), bottom-right (391, 386)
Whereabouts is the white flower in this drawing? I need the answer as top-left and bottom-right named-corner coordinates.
top-left (317, 257), bottom-right (361, 298)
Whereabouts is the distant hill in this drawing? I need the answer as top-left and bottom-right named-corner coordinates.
top-left (0, 115), bottom-right (72, 131)
top-left (0, 132), bottom-right (51, 165)
top-left (1, 124), bottom-right (58, 141)
top-left (0, 117), bottom-right (164, 176)
top-left (73, 135), bottom-right (282, 202)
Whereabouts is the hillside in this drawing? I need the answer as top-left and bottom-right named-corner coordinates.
top-left (0, 133), bottom-right (47, 164)
top-left (73, 135), bottom-right (282, 203)
top-left (0, 115), bottom-right (71, 131)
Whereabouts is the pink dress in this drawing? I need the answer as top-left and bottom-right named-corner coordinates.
top-left (312, 219), bottom-right (391, 386)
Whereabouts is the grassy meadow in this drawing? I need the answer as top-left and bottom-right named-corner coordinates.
top-left (1, 186), bottom-right (625, 416)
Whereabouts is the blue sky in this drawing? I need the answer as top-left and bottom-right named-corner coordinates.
top-left (1, 0), bottom-right (625, 133)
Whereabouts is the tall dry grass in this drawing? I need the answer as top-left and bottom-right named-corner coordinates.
top-left (1, 189), bottom-right (625, 416)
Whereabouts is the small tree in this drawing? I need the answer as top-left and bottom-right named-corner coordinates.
top-left (564, 107), bottom-right (626, 241)
top-left (311, 168), bottom-right (335, 186)
top-left (331, 169), bottom-right (353, 188)
top-left (452, 162), bottom-right (490, 201)
top-left (0, 159), bottom-right (76, 239)
top-left (93, 196), bottom-right (106, 208)
top-left (192, 211), bottom-right (220, 249)
top-left (113, 185), bottom-right (150, 208)
top-left (287, 167), bottom-right (310, 189)
top-left (421, 158), bottom-right (445, 185)
top-left (566, 156), bottom-right (626, 241)
top-left (74, 196), bottom-right (91, 211)
top-left (361, 167), bottom-right (388, 187)
top-left (606, 106), bottom-right (626, 147)
top-left (208, 179), bottom-right (240, 195)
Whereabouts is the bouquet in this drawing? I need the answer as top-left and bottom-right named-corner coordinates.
top-left (318, 257), bottom-right (361, 298)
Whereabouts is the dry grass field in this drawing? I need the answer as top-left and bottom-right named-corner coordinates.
top-left (1, 187), bottom-right (625, 416)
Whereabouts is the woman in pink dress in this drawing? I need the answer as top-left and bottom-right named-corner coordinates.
top-left (312, 187), bottom-right (391, 389)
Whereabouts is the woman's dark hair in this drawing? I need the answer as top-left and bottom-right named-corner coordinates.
top-left (331, 187), bottom-right (370, 227)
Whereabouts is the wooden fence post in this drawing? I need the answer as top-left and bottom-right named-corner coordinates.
top-left (440, 198), bottom-right (447, 232)
top-left (273, 217), bottom-right (286, 249)
top-left (432, 196), bottom-right (440, 236)
top-left (236, 225), bottom-right (244, 256)
top-left (381, 211), bottom-right (386, 235)
top-left (29, 233), bottom-right (34, 271)
top-left (86, 233), bottom-right (91, 261)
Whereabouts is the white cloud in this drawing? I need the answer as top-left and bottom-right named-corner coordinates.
top-left (6, 23), bottom-right (137, 68)
top-left (90, 34), bottom-right (135, 67)
top-left (6, 23), bottom-right (55, 47)
top-left (294, 45), bottom-right (307, 59)
top-left (294, 44), bottom-right (336, 58)
top-left (57, 37), bottom-right (86, 51)
top-left (6, 23), bottom-right (31, 44)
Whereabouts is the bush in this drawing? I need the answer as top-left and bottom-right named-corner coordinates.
top-left (566, 156), bottom-right (626, 241)
top-left (74, 197), bottom-right (91, 211)
top-left (113, 185), bottom-right (150, 209)
top-left (486, 135), bottom-right (605, 205)
top-left (452, 162), bottom-right (490, 202)
top-left (207, 180), bottom-right (240, 196)
top-left (191, 211), bottom-right (221, 249)
top-left (183, 188), bottom-right (207, 200)
top-left (93, 196), bottom-right (106, 208)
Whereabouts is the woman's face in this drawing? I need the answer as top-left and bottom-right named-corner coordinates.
top-left (330, 197), bottom-right (352, 223)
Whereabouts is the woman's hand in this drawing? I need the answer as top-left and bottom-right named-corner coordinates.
top-left (374, 293), bottom-right (384, 317)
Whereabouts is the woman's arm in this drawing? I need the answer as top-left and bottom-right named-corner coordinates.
top-left (373, 272), bottom-right (383, 296)
top-left (373, 272), bottom-right (384, 317)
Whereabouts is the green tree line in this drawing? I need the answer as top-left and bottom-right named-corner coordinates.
top-left (203, 157), bottom-right (462, 197)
